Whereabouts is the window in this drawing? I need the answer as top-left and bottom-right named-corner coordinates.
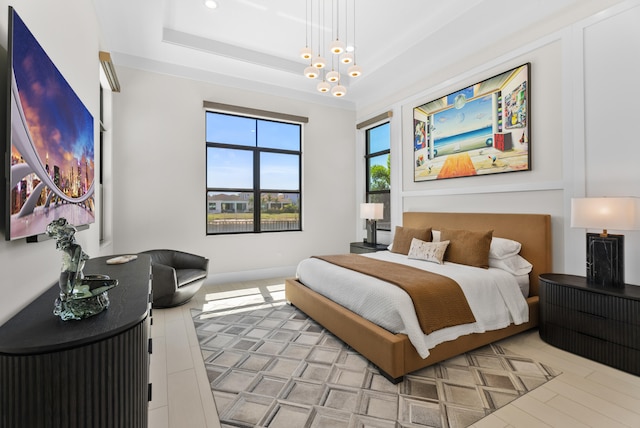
top-left (365, 122), bottom-right (390, 230)
top-left (206, 111), bottom-right (302, 234)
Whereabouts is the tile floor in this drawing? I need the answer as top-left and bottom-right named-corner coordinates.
top-left (148, 278), bottom-right (640, 428)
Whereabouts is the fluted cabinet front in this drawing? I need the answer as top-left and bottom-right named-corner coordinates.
top-left (0, 255), bottom-right (152, 428)
top-left (539, 273), bottom-right (640, 376)
top-left (0, 322), bottom-right (148, 428)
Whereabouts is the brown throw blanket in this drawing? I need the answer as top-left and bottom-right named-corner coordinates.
top-left (313, 254), bottom-right (476, 334)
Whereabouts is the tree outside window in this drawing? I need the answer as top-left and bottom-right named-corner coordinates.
top-left (365, 122), bottom-right (390, 230)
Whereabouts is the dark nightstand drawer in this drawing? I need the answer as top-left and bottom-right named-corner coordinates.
top-left (542, 323), bottom-right (640, 375)
top-left (539, 273), bottom-right (640, 376)
top-left (540, 282), bottom-right (640, 325)
top-left (543, 302), bottom-right (640, 349)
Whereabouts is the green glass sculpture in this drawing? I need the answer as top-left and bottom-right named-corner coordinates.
top-left (46, 218), bottom-right (118, 321)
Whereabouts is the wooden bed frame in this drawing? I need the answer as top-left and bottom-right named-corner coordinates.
top-left (285, 212), bottom-right (552, 382)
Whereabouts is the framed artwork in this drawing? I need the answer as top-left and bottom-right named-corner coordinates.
top-left (413, 63), bottom-right (530, 182)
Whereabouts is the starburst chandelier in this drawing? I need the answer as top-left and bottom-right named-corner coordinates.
top-left (300, 0), bottom-right (362, 97)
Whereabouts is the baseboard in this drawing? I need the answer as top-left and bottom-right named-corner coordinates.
top-left (205, 265), bottom-right (297, 285)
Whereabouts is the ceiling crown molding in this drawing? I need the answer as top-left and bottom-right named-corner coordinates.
top-left (162, 28), bottom-right (302, 75)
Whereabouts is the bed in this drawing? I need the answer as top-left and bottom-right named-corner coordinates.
top-left (285, 212), bottom-right (552, 382)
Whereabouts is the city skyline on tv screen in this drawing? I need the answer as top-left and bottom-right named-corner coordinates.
top-left (7, 8), bottom-right (95, 241)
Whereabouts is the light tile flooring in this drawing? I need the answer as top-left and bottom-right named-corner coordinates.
top-left (149, 278), bottom-right (640, 428)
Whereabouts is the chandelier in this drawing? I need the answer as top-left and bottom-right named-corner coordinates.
top-left (300, 0), bottom-right (362, 97)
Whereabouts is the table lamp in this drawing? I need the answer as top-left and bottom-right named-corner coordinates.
top-left (360, 203), bottom-right (384, 246)
top-left (571, 197), bottom-right (637, 286)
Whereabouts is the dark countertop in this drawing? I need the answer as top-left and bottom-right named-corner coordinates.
top-left (540, 273), bottom-right (640, 301)
top-left (0, 254), bottom-right (151, 355)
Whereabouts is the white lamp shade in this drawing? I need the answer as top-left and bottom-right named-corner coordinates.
top-left (360, 203), bottom-right (384, 220)
top-left (330, 40), bottom-right (345, 54)
top-left (571, 197), bottom-right (637, 231)
top-left (299, 47), bottom-right (313, 60)
top-left (326, 70), bottom-right (340, 83)
top-left (331, 84), bottom-right (346, 97)
top-left (304, 66), bottom-right (318, 79)
top-left (348, 64), bottom-right (362, 77)
top-left (340, 52), bottom-right (353, 64)
top-left (312, 55), bottom-right (326, 69)
top-left (316, 81), bottom-right (330, 93)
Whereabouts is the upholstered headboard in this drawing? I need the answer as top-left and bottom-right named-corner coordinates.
top-left (403, 212), bottom-right (552, 297)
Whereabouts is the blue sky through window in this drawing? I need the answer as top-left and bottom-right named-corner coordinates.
top-left (206, 113), bottom-right (300, 190)
top-left (206, 147), bottom-right (253, 188)
top-left (257, 120), bottom-right (300, 150)
top-left (206, 113), bottom-right (256, 146)
top-left (368, 122), bottom-right (390, 168)
top-left (260, 152), bottom-right (299, 190)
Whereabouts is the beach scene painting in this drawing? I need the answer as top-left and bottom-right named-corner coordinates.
top-left (413, 64), bottom-right (530, 182)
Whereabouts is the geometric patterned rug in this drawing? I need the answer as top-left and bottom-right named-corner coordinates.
top-left (192, 300), bottom-right (559, 428)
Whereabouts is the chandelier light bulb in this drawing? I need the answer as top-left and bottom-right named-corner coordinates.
top-left (204, 0), bottom-right (218, 9)
top-left (304, 66), bottom-right (319, 79)
top-left (331, 84), bottom-right (347, 97)
top-left (317, 81), bottom-right (331, 93)
top-left (348, 64), bottom-right (362, 78)
top-left (326, 70), bottom-right (340, 83)
top-left (330, 40), bottom-right (345, 55)
top-left (299, 47), bottom-right (313, 60)
top-left (299, 0), bottom-right (361, 98)
top-left (312, 55), bottom-right (327, 69)
top-left (340, 52), bottom-right (353, 64)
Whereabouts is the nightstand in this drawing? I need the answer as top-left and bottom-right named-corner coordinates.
top-left (350, 241), bottom-right (388, 254)
top-left (538, 273), bottom-right (640, 375)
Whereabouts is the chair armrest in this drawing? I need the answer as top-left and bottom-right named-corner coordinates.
top-left (172, 251), bottom-right (209, 271)
top-left (151, 263), bottom-right (178, 299)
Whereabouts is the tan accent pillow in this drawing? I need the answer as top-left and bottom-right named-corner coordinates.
top-left (407, 239), bottom-right (450, 264)
top-left (390, 226), bottom-right (432, 255)
top-left (440, 228), bottom-right (493, 268)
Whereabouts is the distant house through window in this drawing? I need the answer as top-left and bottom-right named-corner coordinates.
top-left (205, 110), bottom-right (302, 234)
top-left (365, 121), bottom-right (391, 231)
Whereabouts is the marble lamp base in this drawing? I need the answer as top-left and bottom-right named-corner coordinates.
top-left (586, 233), bottom-right (624, 286)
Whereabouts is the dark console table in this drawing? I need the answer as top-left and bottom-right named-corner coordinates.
top-left (0, 254), bottom-right (152, 428)
top-left (539, 273), bottom-right (640, 376)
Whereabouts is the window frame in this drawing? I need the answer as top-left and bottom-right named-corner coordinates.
top-left (205, 111), bottom-right (303, 235)
top-left (364, 121), bottom-right (391, 231)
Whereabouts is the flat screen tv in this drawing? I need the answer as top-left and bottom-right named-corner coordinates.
top-left (5, 7), bottom-right (95, 241)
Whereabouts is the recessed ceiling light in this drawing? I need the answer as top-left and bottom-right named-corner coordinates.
top-left (204, 0), bottom-right (218, 9)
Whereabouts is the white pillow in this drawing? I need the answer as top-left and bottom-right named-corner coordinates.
top-left (432, 230), bottom-right (441, 242)
top-left (489, 254), bottom-right (532, 276)
top-left (489, 237), bottom-right (522, 260)
top-left (407, 238), bottom-right (450, 264)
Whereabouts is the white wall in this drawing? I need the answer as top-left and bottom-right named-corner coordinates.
top-left (356, 0), bottom-right (640, 285)
top-left (398, 40), bottom-right (567, 273)
top-left (0, 0), bottom-right (104, 324)
top-left (578, 2), bottom-right (640, 282)
top-left (110, 67), bottom-right (356, 282)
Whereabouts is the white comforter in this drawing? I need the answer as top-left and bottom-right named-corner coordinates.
top-left (295, 251), bottom-right (528, 359)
